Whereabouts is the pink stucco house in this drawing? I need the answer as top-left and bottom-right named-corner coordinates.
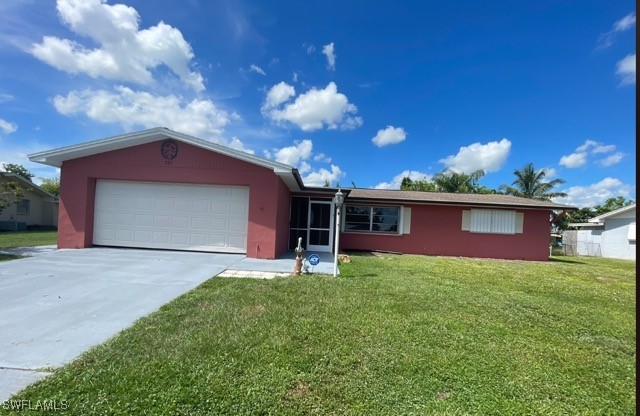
top-left (29, 128), bottom-right (574, 261)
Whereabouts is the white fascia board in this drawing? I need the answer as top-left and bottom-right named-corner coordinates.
top-left (28, 127), bottom-right (293, 171)
top-left (590, 204), bottom-right (636, 222)
top-left (568, 222), bottom-right (604, 228)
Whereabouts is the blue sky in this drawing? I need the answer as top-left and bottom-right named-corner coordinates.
top-left (0, 0), bottom-right (635, 207)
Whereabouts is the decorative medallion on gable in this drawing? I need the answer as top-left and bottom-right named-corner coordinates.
top-left (160, 139), bottom-right (179, 165)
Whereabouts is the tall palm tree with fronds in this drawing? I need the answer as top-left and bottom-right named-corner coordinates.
top-left (433, 169), bottom-right (485, 193)
top-left (500, 163), bottom-right (567, 201)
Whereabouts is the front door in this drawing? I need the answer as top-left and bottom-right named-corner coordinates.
top-left (307, 200), bottom-right (334, 252)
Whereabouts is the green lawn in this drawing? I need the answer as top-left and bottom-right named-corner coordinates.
top-left (6, 254), bottom-right (635, 415)
top-left (0, 230), bottom-right (57, 250)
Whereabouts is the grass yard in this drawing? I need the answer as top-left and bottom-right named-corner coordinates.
top-left (0, 230), bottom-right (57, 250)
top-left (6, 254), bottom-right (635, 415)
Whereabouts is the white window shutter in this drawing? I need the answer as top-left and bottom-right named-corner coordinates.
top-left (461, 210), bottom-right (471, 231)
top-left (402, 207), bottom-right (411, 234)
top-left (515, 212), bottom-right (524, 233)
top-left (492, 210), bottom-right (516, 234)
top-left (471, 210), bottom-right (493, 233)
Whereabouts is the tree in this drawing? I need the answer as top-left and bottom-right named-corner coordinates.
top-left (500, 163), bottom-right (566, 201)
top-left (594, 197), bottom-right (634, 215)
top-left (0, 180), bottom-right (24, 214)
top-left (432, 169), bottom-right (485, 193)
top-left (323, 180), bottom-right (331, 187)
top-left (39, 177), bottom-right (60, 196)
top-left (2, 163), bottom-right (34, 182)
top-left (400, 177), bottom-right (437, 192)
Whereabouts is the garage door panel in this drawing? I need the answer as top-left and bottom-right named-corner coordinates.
top-left (154, 198), bottom-right (173, 212)
top-left (211, 188), bottom-right (230, 199)
top-left (173, 200), bottom-right (191, 212)
top-left (229, 203), bottom-right (247, 216)
top-left (94, 180), bottom-right (248, 253)
top-left (136, 198), bottom-right (154, 210)
top-left (115, 229), bottom-right (133, 241)
top-left (135, 214), bottom-right (152, 227)
top-left (192, 201), bottom-right (210, 213)
top-left (172, 217), bottom-right (190, 229)
top-left (153, 231), bottom-right (169, 244)
top-left (191, 217), bottom-right (208, 230)
top-left (211, 202), bottom-right (228, 215)
top-left (229, 219), bottom-right (247, 232)
top-left (228, 235), bottom-right (246, 250)
top-left (134, 230), bottom-right (151, 242)
top-left (190, 234), bottom-right (207, 245)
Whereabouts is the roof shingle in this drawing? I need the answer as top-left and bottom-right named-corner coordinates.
top-left (343, 188), bottom-right (575, 210)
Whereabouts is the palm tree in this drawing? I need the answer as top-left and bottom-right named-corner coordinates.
top-left (500, 163), bottom-right (567, 201)
top-left (432, 169), bottom-right (485, 193)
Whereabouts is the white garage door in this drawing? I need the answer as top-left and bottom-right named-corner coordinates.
top-left (93, 180), bottom-right (249, 253)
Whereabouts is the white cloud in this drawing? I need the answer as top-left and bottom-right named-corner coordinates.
top-left (0, 118), bottom-right (17, 134)
top-left (597, 152), bottom-right (624, 167)
top-left (31, 0), bottom-right (204, 91)
top-left (616, 53), bottom-right (636, 86)
top-left (52, 85), bottom-right (253, 151)
top-left (263, 82), bottom-right (362, 131)
top-left (541, 167), bottom-right (557, 179)
top-left (554, 177), bottom-right (635, 208)
top-left (375, 170), bottom-right (432, 190)
top-left (561, 139), bottom-right (620, 168)
top-left (304, 43), bottom-right (316, 54)
top-left (0, 94), bottom-right (14, 103)
top-left (439, 138), bottom-right (511, 173)
top-left (371, 126), bottom-right (407, 147)
top-left (597, 12), bottom-right (636, 50)
top-left (614, 12), bottom-right (636, 31)
top-left (292, 72), bottom-right (298, 83)
top-left (273, 139), bottom-right (313, 170)
top-left (322, 42), bottom-right (336, 70)
top-left (249, 64), bottom-right (266, 75)
top-left (227, 137), bottom-right (254, 154)
top-left (265, 139), bottom-right (340, 181)
top-left (262, 82), bottom-right (296, 110)
top-left (313, 153), bottom-right (331, 163)
top-left (575, 139), bottom-right (616, 154)
top-left (559, 152), bottom-right (588, 168)
top-left (302, 165), bottom-right (345, 186)
top-left (592, 144), bottom-right (617, 154)
top-left (576, 139), bottom-right (599, 152)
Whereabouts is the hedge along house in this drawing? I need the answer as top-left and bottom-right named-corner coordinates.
top-left (29, 128), bottom-right (574, 261)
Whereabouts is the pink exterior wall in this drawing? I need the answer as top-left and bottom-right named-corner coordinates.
top-left (340, 204), bottom-right (552, 261)
top-left (58, 139), bottom-right (290, 259)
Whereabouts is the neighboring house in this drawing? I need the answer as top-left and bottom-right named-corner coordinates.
top-left (0, 171), bottom-right (58, 231)
top-left (29, 128), bottom-right (574, 261)
top-left (566, 204), bottom-right (636, 260)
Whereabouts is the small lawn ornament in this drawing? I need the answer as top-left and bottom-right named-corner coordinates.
top-left (293, 237), bottom-right (304, 275)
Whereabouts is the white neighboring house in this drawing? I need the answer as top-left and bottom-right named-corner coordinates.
top-left (567, 204), bottom-right (636, 260)
top-left (0, 172), bottom-right (59, 230)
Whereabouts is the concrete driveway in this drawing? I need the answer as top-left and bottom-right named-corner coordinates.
top-left (0, 247), bottom-right (244, 400)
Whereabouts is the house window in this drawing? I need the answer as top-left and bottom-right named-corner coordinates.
top-left (470, 209), bottom-right (516, 234)
top-left (16, 199), bottom-right (30, 215)
top-left (344, 205), bottom-right (400, 233)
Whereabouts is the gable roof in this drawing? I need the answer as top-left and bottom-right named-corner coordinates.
top-left (0, 171), bottom-right (58, 200)
top-left (589, 203), bottom-right (636, 222)
top-left (28, 127), bottom-right (304, 191)
top-left (343, 188), bottom-right (575, 210)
